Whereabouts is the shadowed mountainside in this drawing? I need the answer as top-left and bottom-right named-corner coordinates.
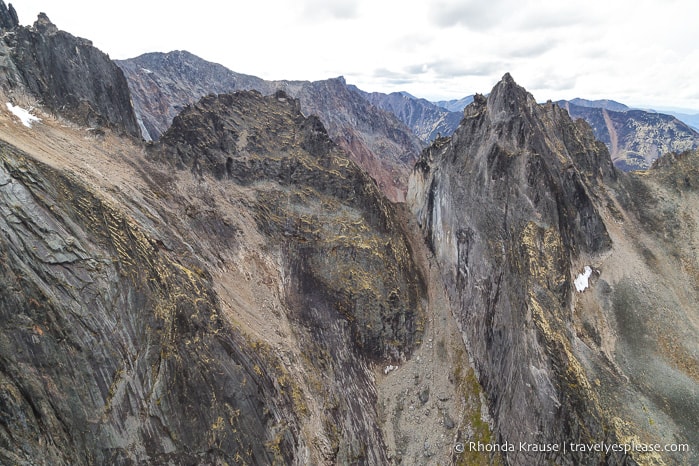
top-left (0, 12), bottom-right (139, 136)
top-left (410, 74), bottom-right (699, 465)
top-left (117, 52), bottom-right (424, 202)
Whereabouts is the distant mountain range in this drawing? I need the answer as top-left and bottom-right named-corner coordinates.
top-left (3, 6), bottom-right (699, 464)
top-left (433, 96), bottom-right (475, 112)
top-left (556, 99), bottom-right (699, 170)
top-left (356, 89), bottom-right (463, 142)
top-left (560, 97), bottom-right (630, 112)
top-left (566, 99), bottom-right (699, 130)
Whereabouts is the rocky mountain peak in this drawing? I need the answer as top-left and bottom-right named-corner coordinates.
top-left (1, 11), bottom-right (139, 135)
top-left (408, 75), bottom-right (623, 463)
top-left (486, 72), bottom-right (537, 122)
top-left (0, 1), bottom-right (18, 30)
top-left (33, 12), bottom-right (58, 34)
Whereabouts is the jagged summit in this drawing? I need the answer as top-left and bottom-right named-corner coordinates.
top-left (454, 73), bottom-right (616, 186)
top-left (409, 76), bottom-right (619, 464)
top-left (410, 73), bottom-right (699, 465)
top-left (486, 72), bottom-right (536, 117)
top-left (33, 12), bottom-right (59, 35)
top-left (0, 6), bottom-right (139, 135)
top-left (0, 1), bottom-right (18, 30)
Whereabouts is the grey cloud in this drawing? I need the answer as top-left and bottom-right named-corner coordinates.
top-left (516, 12), bottom-right (589, 30)
top-left (302, 0), bottom-right (359, 19)
top-left (507, 41), bottom-right (555, 59)
top-left (511, 3), bottom-right (598, 33)
top-left (418, 60), bottom-right (505, 78)
top-left (429, 0), bottom-right (514, 30)
top-left (392, 33), bottom-right (434, 53)
top-left (372, 68), bottom-right (414, 85)
top-left (529, 74), bottom-right (577, 92)
top-left (404, 64), bottom-right (429, 75)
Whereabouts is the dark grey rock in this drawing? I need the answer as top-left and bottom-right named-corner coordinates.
top-left (1, 12), bottom-right (140, 136)
top-left (0, 1), bottom-right (18, 30)
top-left (410, 73), bottom-right (622, 465)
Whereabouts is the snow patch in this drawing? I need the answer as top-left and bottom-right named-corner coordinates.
top-left (384, 365), bottom-right (397, 375)
top-left (574, 266), bottom-right (593, 292)
top-left (6, 103), bottom-right (41, 128)
top-left (140, 68), bottom-right (153, 74)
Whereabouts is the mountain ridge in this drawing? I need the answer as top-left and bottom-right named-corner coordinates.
top-left (410, 73), bottom-right (698, 465)
top-left (1, 5), bottom-right (698, 465)
top-left (352, 87), bottom-right (463, 142)
top-left (0, 10), bottom-right (140, 137)
top-left (557, 99), bottom-right (699, 170)
top-left (117, 51), bottom-right (423, 202)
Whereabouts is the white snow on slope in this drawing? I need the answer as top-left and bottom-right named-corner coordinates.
top-left (6, 103), bottom-right (41, 128)
top-left (574, 266), bottom-right (593, 292)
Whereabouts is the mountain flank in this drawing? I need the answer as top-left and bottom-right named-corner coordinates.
top-left (118, 52), bottom-right (423, 202)
top-left (1, 4), bottom-right (698, 465)
top-left (557, 99), bottom-right (699, 170)
top-left (410, 74), bottom-right (699, 465)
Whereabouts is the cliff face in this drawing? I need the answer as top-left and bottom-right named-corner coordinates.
top-left (118, 53), bottom-right (423, 202)
top-left (557, 100), bottom-right (699, 170)
top-left (115, 51), bottom-right (272, 141)
top-left (1, 139), bottom-right (289, 464)
top-left (0, 82), bottom-right (433, 464)
top-left (284, 77), bottom-right (423, 202)
top-left (0, 10), bottom-right (140, 137)
top-left (409, 74), bottom-right (699, 465)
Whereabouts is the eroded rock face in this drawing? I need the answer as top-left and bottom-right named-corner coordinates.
top-left (0, 8), bottom-right (140, 136)
top-left (0, 142), bottom-right (295, 465)
top-left (159, 90), bottom-right (425, 361)
top-left (0, 1), bottom-right (17, 30)
top-left (0, 89), bottom-right (426, 465)
top-left (410, 74), bottom-right (622, 464)
top-left (410, 74), bottom-right (699, 465)
top-left (118, 52), bottom-right (423, 201)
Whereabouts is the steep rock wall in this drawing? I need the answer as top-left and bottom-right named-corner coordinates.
top-left (1, 8), bottom-right (140, 136)
top-left (409, 74), bottom-right (627, 465)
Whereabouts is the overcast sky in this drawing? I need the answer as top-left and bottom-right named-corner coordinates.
top-left (11, 0), bottom-right (699, 111)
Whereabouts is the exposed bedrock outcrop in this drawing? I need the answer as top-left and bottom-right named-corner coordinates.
top-left (0, 141), bottom-right (296, 464)
top-left (159, 90), bottom-right (425, 361)
top-left (0, 6), bottom-right (140, 136)
top-left (0, 89), bottom-right (426, 464)
top-left (409, 74), bottom-right (630, 465)
top-left (411, 73), bottom-right (699, 465)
